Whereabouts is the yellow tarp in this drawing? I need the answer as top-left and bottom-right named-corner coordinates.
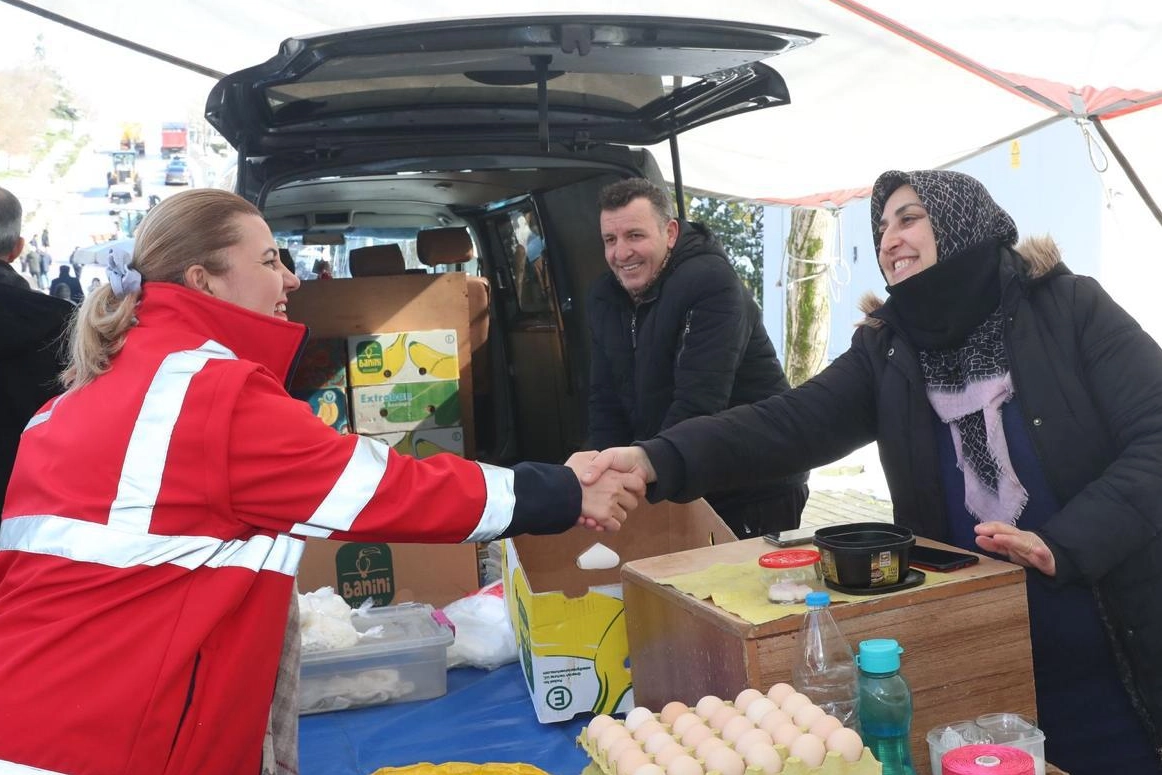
top-left (372, 764), bottom-right (551, 775)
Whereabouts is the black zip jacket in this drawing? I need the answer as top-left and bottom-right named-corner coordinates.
top-left (642, 237), bottom-right (1162, 754)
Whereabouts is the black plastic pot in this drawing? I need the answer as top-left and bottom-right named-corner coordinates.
top-left (813, 522), bottom-right (915, 589)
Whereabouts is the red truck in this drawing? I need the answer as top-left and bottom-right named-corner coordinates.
top-left (160, 121), bottom-right (188, 157)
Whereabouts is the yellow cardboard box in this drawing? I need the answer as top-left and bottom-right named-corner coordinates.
top-left (348, 329), bottom-right (459, 387)
top-left (370, 426), bottom-right (465, 459)
top-left (502, 499), bottom-right (735, 723)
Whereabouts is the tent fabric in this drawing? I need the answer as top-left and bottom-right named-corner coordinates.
top-left (4, 0), bottom-right (1161, 209)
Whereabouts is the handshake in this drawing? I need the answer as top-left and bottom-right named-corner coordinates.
top-left (565, 447), bottom-right (659, 533)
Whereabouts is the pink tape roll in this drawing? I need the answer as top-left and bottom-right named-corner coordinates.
top-left (942, 744), bottom-right (1035, 775)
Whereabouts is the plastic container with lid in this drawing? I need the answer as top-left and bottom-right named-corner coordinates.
top-left (759, 548), bottom-right (822, 584)
top-left (926, 713), bottom-right (1045, 775)
top-left (299, 602), bottom-right (454, 714)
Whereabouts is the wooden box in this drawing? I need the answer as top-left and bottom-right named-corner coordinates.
top-left (622, 538), bottom-right (1036, 775)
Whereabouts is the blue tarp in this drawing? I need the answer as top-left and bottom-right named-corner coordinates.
top-left (299, 664), bottom-right (591, 775)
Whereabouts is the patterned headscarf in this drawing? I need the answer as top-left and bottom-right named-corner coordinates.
top-left (871, 169), bottom-right (1018, 261)
top-left (872, 169), bottom-right (1027, 526)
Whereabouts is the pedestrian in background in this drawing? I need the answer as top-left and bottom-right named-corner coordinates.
top-left (0, 186), bottom-right (72, 509)
top-left (48, 264), bottom-right (84, 304)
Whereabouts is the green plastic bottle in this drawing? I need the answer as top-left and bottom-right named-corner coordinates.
top-left (857, 639), bottom-right (916, 775)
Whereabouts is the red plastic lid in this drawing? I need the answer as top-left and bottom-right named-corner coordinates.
top-left (759, 549), bottom-right (821, 569)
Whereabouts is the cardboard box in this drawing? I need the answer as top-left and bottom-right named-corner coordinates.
top-left (503, 499), bottom-right (736, 723)
top-left (290, 338), bottom-right (348, 392)
top-left (350, 381), bottom-right (461, 435)
top-left (297, 538), bottom-right (480, 608)
top-left (348, 329), bottom-right (459, 387)
top-left (370, 426), bottom-right (466, 459)
top-left (621, 538), bottom-right (1036, 775)
top-left (292, 387), bottom-right (350, 433)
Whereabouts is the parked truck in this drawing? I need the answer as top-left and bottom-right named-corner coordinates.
top-left (160, 121), bottom-right (188, 157)
top-left (119, 122), bottom-right (146, 156)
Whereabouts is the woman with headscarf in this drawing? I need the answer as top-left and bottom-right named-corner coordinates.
top-left (582, 169), bottom-right (1162, 773)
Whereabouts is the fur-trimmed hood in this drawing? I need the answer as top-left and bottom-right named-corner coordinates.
top-left (857, 235), bottom-right (1063, 328)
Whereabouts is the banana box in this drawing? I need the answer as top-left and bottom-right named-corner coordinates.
top-left (350, 381), bottom-right (461, 435)
top-left (347, 329), bottom-right (459, 387)
top-left (370, 427), bottom-right (465, 459)
top-left (290, 338), bottom-right (348, 392)
top-left (293, 387), bottom-right (350, 433)
top-left (502, 498), bottom-right (736, 723)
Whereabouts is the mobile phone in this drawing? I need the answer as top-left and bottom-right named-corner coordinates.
top-left (762, 527), bottom-right (817, 548)
top-left (909, 545), bottom-right (980, 572)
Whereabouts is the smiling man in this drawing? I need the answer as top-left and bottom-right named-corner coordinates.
top-left (585, 178), bottom-right (809, 537)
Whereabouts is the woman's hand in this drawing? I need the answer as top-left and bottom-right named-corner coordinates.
top-left (565, 451), bottom-right (647, 532)
top-left (974, 521), bottom-right (1056, 577)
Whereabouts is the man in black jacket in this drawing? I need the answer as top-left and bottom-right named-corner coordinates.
top-left (586, 178), bottom-right (808, 537)
top-left (0, 187), bottom-right (72, 509)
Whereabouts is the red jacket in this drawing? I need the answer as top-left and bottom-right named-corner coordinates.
top-left (0, 283), bottom-right (579, 775)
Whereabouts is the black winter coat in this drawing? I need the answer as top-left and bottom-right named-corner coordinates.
top-left (642, 238), bottom-right (1162, 752)
top-left (587, 221), bottom-right (806, 492)
top-left (0, 284), bottom-right (72, 508)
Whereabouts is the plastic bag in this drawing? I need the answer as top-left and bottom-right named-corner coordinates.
top-left (442, 580), bottom-right (518, 671)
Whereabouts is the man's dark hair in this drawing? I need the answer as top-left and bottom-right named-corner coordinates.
top-left (597, 178), bottom-right (674, 228)
top-left (0, 187), bottom-right (23, 256)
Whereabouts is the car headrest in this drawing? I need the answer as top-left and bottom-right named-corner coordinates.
top-left (349, 244), bottom-right (406, 277)
top-left (417, 227), bottom-right (475, 267)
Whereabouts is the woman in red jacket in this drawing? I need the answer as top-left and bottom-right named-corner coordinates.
top-left (0, 189), bottom-right (643, 775)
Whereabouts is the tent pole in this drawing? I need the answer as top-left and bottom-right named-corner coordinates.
top-left (1090, 117), bottom-right (1162, 229)
top-left (669, 136), bottom-right (686, 221)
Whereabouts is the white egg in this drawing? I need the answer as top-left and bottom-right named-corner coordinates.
top-left (653, 742), bottom-right (688, 769)
top-left (780, 692), bottom-right (811, 716)
top-left (633, 765), bottom-right (667, 775)
top-left (670, 711), bottom-right (703, 737)
top-left (766, 682), bottom-right (795, 705)
top-left (744, 697), bottom-right (778, 725)
top-left (733, 727), bottom-right (775, 759)
top-left (643, 730), bottom-right (677, 756)
top-left (744, 743), bottom-right (784, 775)
top-left (772, 721), bottom-right (803, 748)
top-left (633, 719), bottom-right (666, 743)
top-left (680, 722), bottom-right (715, 748)
top-left (694, 695), bottom-right (725, 719)
top-left (792, 703), bottom-right (826, 730)
top-left (695, 735), bottom-right (727, 760)
top-left (808, 714), bottom-right (844, 740)
top-left (708, 703), bottom-right (740, 731)
top-left (625, 706), bottom-right (656, 733)
top-left (789, 733), bottom-right (827, 769)
top-left (721, 714), bottom-right (756, 744)
top-left (617, 747), bottom-right (652, 775)
top-left (660, 701), bottom-right (690, 726)
top-left (734, 688), bottom-right (765, 713)
top-left (757, 708), bottom-right (793, 737)
top-left (825, 727), bottom-right (865, 763)
top-left (587, 714), bottom-right (617, 740)
top-left (607, 736), bottom-right (640, 766)
top-left (703, 746), bottom-right (747, 775)
top-left (598, 723), bottom-right (632, 754)
top-left (665, 753), bottom-right (705, 775)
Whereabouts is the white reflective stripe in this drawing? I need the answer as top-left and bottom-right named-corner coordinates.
top-left (291, 435), bottom-right (388, 539)
top-left (0, 515), bottom-right (303, 576)
top-left (23, 395), bottom-right (63, 432)
top-left (108, 341), bottom-right (235, 535)
top-left (0, 757), bottom-right (71, 774)
top-left (467, 462), bottom-right (515, 541)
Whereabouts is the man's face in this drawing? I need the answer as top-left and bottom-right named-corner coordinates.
top-left (600, 197), bottom-right (678, 295)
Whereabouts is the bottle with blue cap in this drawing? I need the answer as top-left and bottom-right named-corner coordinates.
top-left (857, 638), bottom-right (916, 775)
top-left (791, 591), bottom-right (860, 729)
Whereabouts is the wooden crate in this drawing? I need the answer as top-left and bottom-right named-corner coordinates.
top-left (622, 537), bottom-right (1036, 775)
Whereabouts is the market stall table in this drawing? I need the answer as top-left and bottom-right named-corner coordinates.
top-left (299, 663), bottom-right (590, 774)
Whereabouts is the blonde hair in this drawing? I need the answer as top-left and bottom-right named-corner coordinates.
top-left (62, 189), bottom-right (263, 389)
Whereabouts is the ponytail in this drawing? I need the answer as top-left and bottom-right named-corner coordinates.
top-left (60, 284), bottom-right (140, 390)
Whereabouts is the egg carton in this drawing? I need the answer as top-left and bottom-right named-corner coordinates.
top-left (577, 725), bottom-right (881, 775)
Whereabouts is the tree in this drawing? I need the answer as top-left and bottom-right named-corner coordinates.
top-left (680, 191), bottom-right (765, 306)
top-left (0, 64), bottom-right (58, 161)
top-left (783, 207), bottom-right (833, 386)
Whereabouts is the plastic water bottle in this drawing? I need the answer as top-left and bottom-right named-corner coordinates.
top-left (857, 639), bottom-right (916, 775)
top-left (791, 591), bottom-right (860, 729)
